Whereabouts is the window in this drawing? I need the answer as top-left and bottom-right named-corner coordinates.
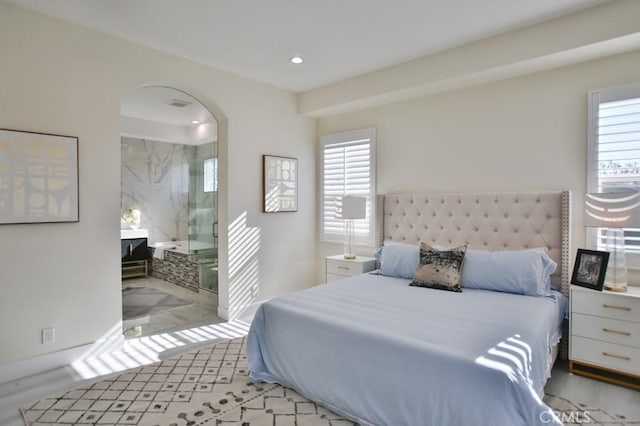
top-left (320, 128), bottom-right (376, 245)
top-left (587, 83), bottom-right (640, 263)
top-left (204, 157), bottom-right (218, 192)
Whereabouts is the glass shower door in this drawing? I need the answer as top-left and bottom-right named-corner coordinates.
top-left (188, 145), bottom-right (218, 293)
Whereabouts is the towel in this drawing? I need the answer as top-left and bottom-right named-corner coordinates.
top-left (153, 245), bottom-right (176, 260)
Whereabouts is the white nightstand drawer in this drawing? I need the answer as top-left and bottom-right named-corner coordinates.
top-left (327, 258), bottom-right (362, 276)
top-left (324, 255), bottom-right (377, 283)
top-left (572, 313), bottom-right (640, 348)
top-left (571, 336), bottom-right (640, 376)
top-left (572, 288), bottom-right (640, 323)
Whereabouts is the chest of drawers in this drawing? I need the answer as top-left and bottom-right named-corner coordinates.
top-left (569, 285), bottom-right (640, 389)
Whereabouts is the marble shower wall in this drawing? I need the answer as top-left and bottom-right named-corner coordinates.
top-left (121, 137), bottom-right (195, 244)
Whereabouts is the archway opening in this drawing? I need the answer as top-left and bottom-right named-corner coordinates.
top-left (119, 85), bottom-right (227, 337)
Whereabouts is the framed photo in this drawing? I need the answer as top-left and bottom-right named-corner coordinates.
top-left (0, 129), bottom-right (79, 224)
top-left (263, 155), bottom-right (297, 212)
top-left (571, 249), bottom-right (609, 291)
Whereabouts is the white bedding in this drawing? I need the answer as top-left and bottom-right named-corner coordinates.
top-left (247, 273), bottom-right (567, 425)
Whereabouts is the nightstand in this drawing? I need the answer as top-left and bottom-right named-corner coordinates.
top-left (569, 285), bottom-right (640, 390)
top-left (325, 254), bottom-right (377, 283)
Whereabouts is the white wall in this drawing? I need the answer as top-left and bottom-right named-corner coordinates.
top-left (317, 48), bottom-right (640, 282)
top-left (0, 5), bottom-right (316, 366)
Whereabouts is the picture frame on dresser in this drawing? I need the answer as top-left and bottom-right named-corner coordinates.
top-left (571, 248), bottom-right (609, 291)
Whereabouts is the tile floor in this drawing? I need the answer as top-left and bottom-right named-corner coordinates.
top-left (545, 359), bottom-right (640, 420)
top-left (122, 276), bottom-right (220, 338)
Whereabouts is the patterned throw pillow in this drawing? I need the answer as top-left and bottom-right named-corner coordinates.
top-left (410, 243), bottom-right (467, 292)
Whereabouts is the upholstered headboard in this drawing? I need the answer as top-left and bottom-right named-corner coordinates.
top-left (375, 191), bottom-right (571, 296)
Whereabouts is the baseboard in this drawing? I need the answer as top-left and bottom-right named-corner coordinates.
top-left (217, 305), bottom-right (229, 320)
top-left (0, 334), bottom-right (125, 394)
top-left (217, 299), bottom-right (265, 321)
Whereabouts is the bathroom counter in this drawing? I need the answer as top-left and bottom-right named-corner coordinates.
top-left (121, 229), bottom-right (149, 239)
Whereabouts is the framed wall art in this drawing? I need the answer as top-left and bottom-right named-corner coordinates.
top-left (571, 248), bottom-right (609, 291)
top-left (263, 154), bottom-right (297, 212)
top-left (0, 128), bottom-right (79, 224)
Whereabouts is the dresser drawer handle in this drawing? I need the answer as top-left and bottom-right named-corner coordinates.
top-left (337, 266), bottom-right (350, 271)
top-left (603, 304), bottom-right (631, 312)
top-left (602, 352), bottom-right (631, 361)
top-left (602, 328), bottom-right (631, 336)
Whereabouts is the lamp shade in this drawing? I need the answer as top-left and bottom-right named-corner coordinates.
top-left (585, 192), bottom-right (640, 228)
top-left (336, 196), bottom-right (366, 220)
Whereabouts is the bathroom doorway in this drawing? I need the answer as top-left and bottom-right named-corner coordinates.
top-left (120, 86), bottom-right (220, 337)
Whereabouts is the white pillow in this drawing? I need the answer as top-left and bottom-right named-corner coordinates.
top-left (376, 241), bottom-right (420, 279)
top-left (461, 248), bottom-right (556, 296)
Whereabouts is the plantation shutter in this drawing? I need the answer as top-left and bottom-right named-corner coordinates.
top-left (588, 84), bottom-right (640, 259)
top-left (321, 128), bottom-right (376, 244)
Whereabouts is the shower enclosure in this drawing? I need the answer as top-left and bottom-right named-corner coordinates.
top-left (188, 143), bottom-right (218, 293)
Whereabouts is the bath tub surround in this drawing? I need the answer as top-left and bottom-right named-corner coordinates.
top-left (149, 242), bottom-right (217, 293)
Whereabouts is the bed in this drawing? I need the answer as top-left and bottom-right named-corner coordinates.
top-left (248, 191), bottom-right (571, 425)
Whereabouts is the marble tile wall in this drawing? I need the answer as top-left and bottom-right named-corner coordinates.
top-left (121, 137), bottom-right (195, 244)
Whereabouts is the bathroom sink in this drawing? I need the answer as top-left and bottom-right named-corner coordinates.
top-left (121, 229), bottom-right (149, 239)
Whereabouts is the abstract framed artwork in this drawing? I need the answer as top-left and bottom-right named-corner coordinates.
top-left (0, 128), bottom-right (79, 224)
top-left (571, 248), bottom-right (609, 291)
top-left (263, 154), bottom-right (297, 212)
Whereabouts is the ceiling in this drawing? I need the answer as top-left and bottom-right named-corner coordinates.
top-left (121, 86), bottom-right (214, 126)
top-left (121, 86), bottom-right (218, 145)
top-left (4, 0), bottom-right (611, 93)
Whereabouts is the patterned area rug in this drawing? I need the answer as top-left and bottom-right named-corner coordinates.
top-left (122, 287), bottom-right (192, 320)
top-left (21, 338), bottom-right (640, 425)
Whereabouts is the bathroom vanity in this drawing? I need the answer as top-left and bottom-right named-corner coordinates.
top-left (121, 229), bottom-right (148, 279)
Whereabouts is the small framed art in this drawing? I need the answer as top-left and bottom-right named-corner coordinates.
top-left (571, 249), bottom-right (609, 291)
top-left (263, 155), bottom-right (297, 212)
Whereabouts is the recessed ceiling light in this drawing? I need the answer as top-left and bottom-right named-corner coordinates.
top-left (192, 120), bottom-right (200, 124)
top-left (290, 56), bottom-right (303, 64)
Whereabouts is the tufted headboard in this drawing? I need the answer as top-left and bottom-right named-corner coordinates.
top-left (375, 191), bottom-right (571, 296)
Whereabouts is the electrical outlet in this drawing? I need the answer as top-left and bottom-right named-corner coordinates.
top-left (251, 285), bottom-right (258, 297)
top-left (42, 327), bottom-right (55, 344)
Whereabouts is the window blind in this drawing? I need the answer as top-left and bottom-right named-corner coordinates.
top-left (596, 97), bottom-right (640, 191)
top-left (320, 128), bottom-right (375, 244)
top-left (588, 84), bottom-right (640, 259)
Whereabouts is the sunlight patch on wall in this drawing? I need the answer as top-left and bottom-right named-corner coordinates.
top-left (228, 211), bottom-right (260, 319)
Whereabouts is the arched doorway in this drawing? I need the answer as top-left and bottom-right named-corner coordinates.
top-left (119, 85), bottom-right (227, 336)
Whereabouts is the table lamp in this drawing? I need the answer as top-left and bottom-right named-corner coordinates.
top-left (585, 192), bottom-right (640, 292)
top-left (335, 196), bottom-right (366, 259)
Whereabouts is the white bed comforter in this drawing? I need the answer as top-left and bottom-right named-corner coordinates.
top-left (247, 273), bottom-right (566, 426)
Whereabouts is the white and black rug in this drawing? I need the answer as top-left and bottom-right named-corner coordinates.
top-left (122, 287), bottom-right (192, 320)
top-left (21, 338), bottom-right (640, 425)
